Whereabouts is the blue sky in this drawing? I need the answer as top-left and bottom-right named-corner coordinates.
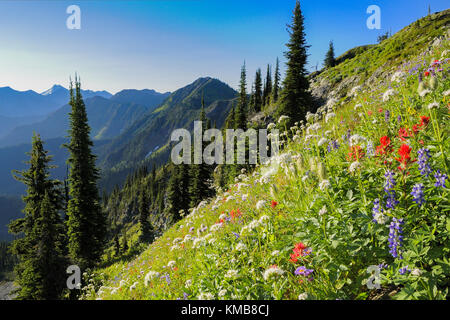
top-left (0, 0), bottom-right (448, 94)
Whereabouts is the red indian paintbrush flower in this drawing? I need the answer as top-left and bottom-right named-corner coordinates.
top-left (396, 144), bottom-right (415, 171)
top-left (271, 200), bottom-right (278, 208)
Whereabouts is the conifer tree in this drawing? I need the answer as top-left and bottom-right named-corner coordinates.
top-left (263, 64), bottom-right (272, 106)
top-left (35, 191), bottom-right (67, 299)
top-left (236, 63), bottom-right (248, 129)
top-left (138, 189), bottom-right (153, 243)
top-left (8, 134), bottom-right (66, 300)
top-left (277, 0), bottom-right (312, 126)
top-left (272, 57), bottom-right (281, 103)
top-left (65, 77), bottom-right (106, 270)
top-left (167, 165), bottom-right (182, 219)
top-left (253, 68), bottom-right (263, 113)
top-left (324, 41), bottom-right (336, 68)
top-left (189, 96), bottom-right (212, 207)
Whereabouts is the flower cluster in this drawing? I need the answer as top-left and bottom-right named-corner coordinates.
top-left (411, 183), bottom-right (425, 207)
top-left (434, 170), bottom-right (447, 188)
top-left (417, 148), bottom-right (432, 177)
top-left (384, 170), bottom-right (399, 209)
top-left (289, 242), bottom-right (312, 263)
top-left (388, 218), bottom-right (404, 259)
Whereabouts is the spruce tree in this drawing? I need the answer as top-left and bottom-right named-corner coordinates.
top-left (324, 41), bottom-right (336, 68)
top-left (263, 64), bottom-right (272, 106)
top-left (8, 134), bottom-right (66, 300)
top-left (253, 68), bottom-right (263, 113)
top-left (277, 0), bottom-right (312, 126)
top-left (65, 77), bottom-right (106, 270)
top-left (272, 57), bottom-right (281, 103)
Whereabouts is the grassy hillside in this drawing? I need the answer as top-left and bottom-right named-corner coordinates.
top-left (81, 13), bottom-right (449, 300)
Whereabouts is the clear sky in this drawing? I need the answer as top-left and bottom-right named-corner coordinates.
top-left (0, 0), bottom-right (448, 94)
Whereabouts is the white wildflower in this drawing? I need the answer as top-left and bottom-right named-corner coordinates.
top-left (319, 179), bottom-right (331, 191)
top-left (256, 200), bottom-right (266, 210)
top-left (263, 265), bottom-right (285, 281)
top-left (185, 279), bottom-right (192, 288)
top-left (271, 250), bottom-right (280, 256)
top-left (419, 89), bottom-right (431, 97)
top-left (298, 293), bottom-right (308, 300)
top-left (167, 260), bottom-right (176, 268)
top-left (198, 292), bottom-right (214, 300)
top-left (349, 161), bottom-right (361, 173)
top-left (383, 89), bottom-right (397, 102)
top-left (225, 269), bottom-right (239, 279)
top-left (427, 101), bottom-right (439, 110)
top-left (218, 289), bottom-right (227, 297)
top-left (318, 137), bottom-right (328, 147)
top-left (318, 206), bottom-right (327, 216)
top-left (411, 268), bottom-right (423, 276)
top-left (235, 242), bottom-right (247, 251)
top-left (325, 112), bottom-right (336, 123)
top-left (129, 282), bottom-right (138, 291)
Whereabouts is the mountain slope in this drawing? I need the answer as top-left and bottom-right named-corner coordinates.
top-left (110, 89), bottom-right (170, 111)
top-left (0, 85), bottom-right (111, 117)
top-left (99, 77), bottom-right (237, 171)
top-left (83, 12), bottom-right (450, 300)
top-left (0, 97), bottom-right (150, 147)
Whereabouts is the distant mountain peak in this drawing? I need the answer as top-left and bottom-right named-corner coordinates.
top-left (41, 84), bottom-right (66, 96)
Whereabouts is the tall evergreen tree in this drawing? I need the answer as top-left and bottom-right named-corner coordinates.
top-left (324, 41), bottom-right (336, 68)
top-left (277, 1), bottom-right (312, 125)
top-left (138, 189), bottom-right (153, 243)
top-left (8, 134), bottom-right (66, 300)
top-left (65, 77), bottom-right (106, 270)
top-left (236, 63), bottom-right (248, 129)
top-left (263, 64), bottom-right (272, 106)
top-left (272, 57), bottom-right (281, 103)
top-left (253, 68), bottom-right (263, 113)
top-left (189, 96), bottom-right (212, 207)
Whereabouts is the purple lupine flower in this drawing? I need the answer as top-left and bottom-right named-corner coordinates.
top-left (411, 183), bottom-right (425, 206)
top-left (161, 273), bottom-right (171, 285)
top-left (372, 198), bottom-right (382, 222)
top-left (232, 232), bottom-right (240, 239)
top-left (327, 140), bottom-right (339, 153)
top-left (295, 266), bottom-right (314, 276)
top-left (417, 148), bottom-right (432, 177)
top-left (388, 218), bottom-right (404, 259)
top-left (384, 170), bottom-right (399, 209)
top-left (399, 266), bottom-right (411, 275)
top-left (397, 115), bottom-right (402, 123)
top-left (434, 170), bottom-right (448, 188)
top-left (183, 292), bottom-right (189, 300)
top-left (189, 227), bottom-right (195, 233)
top-left (378, 263), bottom-right (388, 270)
top-left (385, 110), bottom-right (390, 122)
top-left (366, 141), bottom-right (375, 158)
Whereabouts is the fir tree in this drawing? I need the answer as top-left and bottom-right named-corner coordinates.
top-left (253, 68), bottom-right (263, 113)
top-left (8, 134), bottom-right (66, 300)
top-left (189, 97), bottom-right (212, 207)
top-left (236, 63), bottom-right (248, 129)
top-left (263, 64), bottom-right (272, 106)
top-left (324, 41), bottom-right (336, 68)
top-left (65, 77), bottom-right (106, 270)
top-left (272, 57), bottom-right (281, 103)
top-left (167, 165), bottom-right (182, 219)
top-left (277, 0), bottom-right (312, 126)
top-left (138, 190), bottom-right (153, 243)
